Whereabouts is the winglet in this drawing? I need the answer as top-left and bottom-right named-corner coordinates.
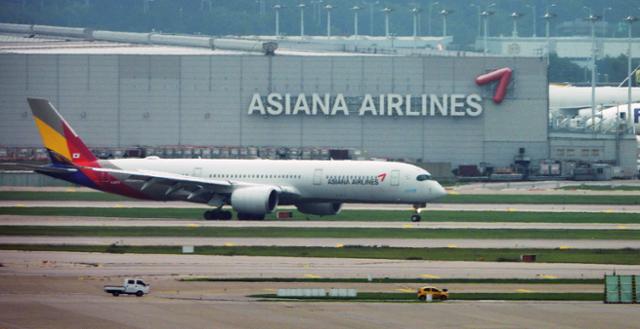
top-left (27, 98), bottom-right (97, 166)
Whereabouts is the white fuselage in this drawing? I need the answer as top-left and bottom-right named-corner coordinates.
top-left (108, 158), bottom-right (446, 204)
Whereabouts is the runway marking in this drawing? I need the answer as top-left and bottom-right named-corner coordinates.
top-left (304, 274), bottom-right (321, 279)
top-left (14, 204), bottom-right (26, 207)
top-left (186, 223), bottom-right (200, 228)
top-left (447, 244), bottom-right (458, 248)
top-left (396, 288), bottom-right (415, 293)
top-left (420, 274), bottom-right (440, 279)
top-left (335, 243), bottom-right (344, 248)
top-left (263, 288), bottom-right (277, 292)
top-left (113, 204), bottom-right (124, 208)
top-left (507, 208), bottom-right (516, 212)
top-left (558, 246), bottom-right (572, 250)
top-left (516, 289), bottom-right (533, 293)
top-left (538, 274), bottom-right (558, 279)
top-left (65, 188), bottom-right (76, 192)
top-left (605, 209), bottom-right (614, 213)
top-left (617, 225), bottom-right (628, 229)
top-left (223, 242), bottom-right (236, 247)
top-left (447, 191), bottom-right (459, 195)
top-left (402, 224), bottom-right (414, 229)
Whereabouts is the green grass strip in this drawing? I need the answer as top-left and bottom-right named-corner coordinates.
top-left (1, 244), bottom-right (638, 265)
top-left (250, 292), bottom-right (602, 302)
top-left (2, 191), bottom-right (640, 205)
top-left (181, 277), bottom-right (603, 284)
top-left (2, 207), bottom-right (640, 223)
top-left (1, 225), bottom-right (639, 240)
top-left (559, 184), bottom-right (640, 191)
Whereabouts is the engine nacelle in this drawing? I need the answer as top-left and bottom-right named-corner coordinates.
top-left (231, 186), bottom-right (279, 215)
top-left (296, 202), bottom-right (342, 216)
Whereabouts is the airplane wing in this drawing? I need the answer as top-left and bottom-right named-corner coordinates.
top-left (86, 166), bottom-right (300, 204)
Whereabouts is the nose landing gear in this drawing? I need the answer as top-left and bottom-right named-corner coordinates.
top-left (410, 203), bottom-right (426, 222)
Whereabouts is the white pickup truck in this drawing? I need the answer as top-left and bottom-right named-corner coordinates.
top-left (104, 278), bottom-right (150, 297)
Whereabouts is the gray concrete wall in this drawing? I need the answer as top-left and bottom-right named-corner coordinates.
top-left (0, 53), bottom-right (549, 167)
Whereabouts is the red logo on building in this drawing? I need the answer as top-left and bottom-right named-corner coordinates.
top-left (475, 67), bottom-right (513, 104)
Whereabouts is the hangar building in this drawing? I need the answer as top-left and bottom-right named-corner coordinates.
top-left (0, 24), bottom-right (636, 178)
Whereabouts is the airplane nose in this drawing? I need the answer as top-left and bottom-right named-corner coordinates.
top-left (430, 181), bottom-right (447, 200)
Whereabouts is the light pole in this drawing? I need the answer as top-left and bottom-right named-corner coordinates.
top-left (298, 3), bottom-right (306, 37)
top-left (362, 0), bottom-right (379, 36)
top-left (586, 14), bottom-right (601, 133)
top-left (383, 7), bottom-right (393, 38)
top-left (352, 5), bottom-right (362, 37)
top-left (625, 16), bottom-right (638, 131)
top-left (526, 3), bottom-right (536, 37)
top-left (411, 8), bottom-right (421, 37)
top-left (470, 3), bottom-right (481, 37)
top-left (601, 7), bottom-right (612, 37)
top-left (440, 9), bottom-right (453, 37)
top-left (543, 10), bottom-right (556, 64)
top-left (511, 12), bottom-right (524, 37)
top-left (481, 10), bottom-right (494, 55)
top-left (273, 4), bottom-right (282, 37)
top-left (325, 4), bottom-right (333, 37)
top-left (428, 1), bottom-right (439, 36)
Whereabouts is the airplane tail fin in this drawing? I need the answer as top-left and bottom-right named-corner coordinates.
top-left (27, 98), bottom-right (97, 167)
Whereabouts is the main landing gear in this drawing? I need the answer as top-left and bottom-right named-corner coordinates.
top-left (410, 203), bottom-right (426, 222)
top-left (203, 209), bottom-right (233, 220)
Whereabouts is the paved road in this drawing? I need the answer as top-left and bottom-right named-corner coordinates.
top-left (2, 236), bottom-right (638, 249)
top-left (1, 294), bottom-right (637, 329)
top-left (0, 250), bottom-right (635, 279)
top-left (1, 215), bottom-right (638, 230)
top-left (3, 200), bottom-right (640, 213)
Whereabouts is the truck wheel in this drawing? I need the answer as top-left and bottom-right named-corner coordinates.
top-left (136, 291), bottom-right (143, 297)
top-left (112, 292), bottom-right (119, 297)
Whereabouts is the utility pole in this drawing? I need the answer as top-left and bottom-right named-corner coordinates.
top-left (625, 16), bottom-right (638, 131)
top-left (352, 6), bottom-right (362, 37)
top-left (543, 11), bottom-right (556, 65)
top-left (273, 4), bottom-right (282, 37)
top-left (428, 1), bottom-right (439, 36)
top-left (440, 9), bottom-right (453, 37)
top-left (383, 7), bottom-right (393, 38)
top-left (298, 3), bottom-right (305, 37)
top-left (586, 14), bottom-right (601, 134)
top-left (411, 8), bottom-right (421, 37)
top-left (325, 4), bottom-right (333, 37)
top-left (481, 10), bottom-right (494, 55)
top-left (511, 12), bottom-right (524, 37)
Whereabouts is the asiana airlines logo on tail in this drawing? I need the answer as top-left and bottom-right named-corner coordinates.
top-left (327, 173), bottom-right (387, 185)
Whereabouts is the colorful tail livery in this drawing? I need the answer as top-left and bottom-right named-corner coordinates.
top-left (27, 98), bottom-right (98, 167)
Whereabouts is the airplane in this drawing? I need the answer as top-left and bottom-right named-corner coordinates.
top-left (24, 98), bottom-right (447, 222)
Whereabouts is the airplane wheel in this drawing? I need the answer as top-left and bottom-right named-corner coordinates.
top-left (237, 213), bottom-right (265, 221)
top-left (204, 210), bottom-right (228, 220)
top-left (410, 214), bottom-right (421, 222)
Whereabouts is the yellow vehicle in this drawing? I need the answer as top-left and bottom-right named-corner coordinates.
top-left (417, 286), bottom-right (448, 301)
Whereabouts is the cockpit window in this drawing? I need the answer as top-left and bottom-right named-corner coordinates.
top-left (416, 174), bottom-right (432, 181)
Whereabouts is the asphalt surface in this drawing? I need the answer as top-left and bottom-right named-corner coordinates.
top-left (3, 236), bottom-right (639, 249)
top-left (1, 250), bottom-right (635, 279)
top-left (2, 293), bottom-right (636, 329)
top-left (1, 215), bottom-right (638, 230)
top-left (3, 200), bottom-right (640, 213)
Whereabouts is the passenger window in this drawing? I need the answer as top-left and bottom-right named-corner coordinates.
top-left (136, 280), bottom-right (146, 286)
top-left (127, 280), bottom-right (134, 284)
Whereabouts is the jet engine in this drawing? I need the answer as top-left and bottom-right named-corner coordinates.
top-left (296, 202), bottom-right (342, 216)
top-left (231, 186), bottom-right (279, 217)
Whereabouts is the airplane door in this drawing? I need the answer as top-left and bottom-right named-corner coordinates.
top-left (390, 170), bottom-right (400, 186)
top-left (313, 168), bottom-right (323, 185)
top-left (192, 167), bottom-right (202, 177)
